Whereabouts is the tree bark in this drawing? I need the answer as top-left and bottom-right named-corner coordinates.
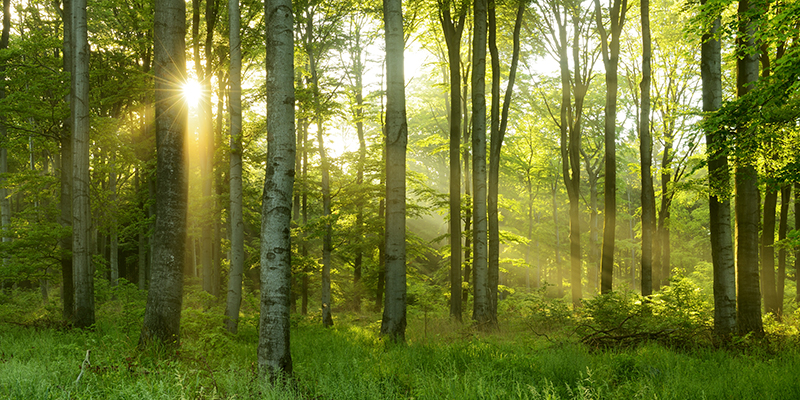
top-left (1, 0), bottom-right (12, 285)
top-left (639, 0), bottom-right (655, 297)
top-left (488, 0), bottom-right (524, 317)
top-left (258, 0), bottom-right (294, 378)
top-left (735, 0), bottom-right (763, 337)
top-left (140, 0), bottom-right (188, 346)
top-left (109, 155), bottom-right (118, 286)
top-left (440, 0), bottom-right (465, 322)
top-left (71, 0), bottom-right (94, 328)
top-left (594, 0), bottom-right (626, 294)
top-left (776, 184), bottom-right (790, 318)
top-left (761, 183), bottom-right (778, 314)
top-left (225, 0), bottom-right (244, 334)
top-left (380, 0), bottom-right (408, 342)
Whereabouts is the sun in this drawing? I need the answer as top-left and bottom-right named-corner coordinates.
top-left (183, 79), bottom-right (202, 108)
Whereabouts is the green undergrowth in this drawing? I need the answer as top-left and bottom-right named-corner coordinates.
top-left (3, 283), bottom-right (800, 399)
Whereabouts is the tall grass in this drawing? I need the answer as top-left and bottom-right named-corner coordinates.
top-left (2, 283), bottom-right (800, 399)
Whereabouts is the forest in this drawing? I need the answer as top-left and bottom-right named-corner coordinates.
top-left (1, 0), bottom-right (799, 396)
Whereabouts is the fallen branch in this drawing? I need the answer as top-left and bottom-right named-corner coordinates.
top-left (75, 350), bottom-right (91, 385)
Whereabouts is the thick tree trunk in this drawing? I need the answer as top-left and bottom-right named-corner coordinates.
top-left (639, 0), bottom-right (655, 297)
top-left (71, 0), bottom-right (94, 328)
top-left (735, 0), bottom-right (763, 336)
top-left (139, 0), bottom-right (187, 346)
top-left (440, 2), bottom-right (465, 322)
top-left (258, 0), bottom-right (294, 378)
top-left (225, 0), bottom-right (244, 334)
top-left (380, 0), bottom-right (408, 342)
top-left (594, 0), bottom-right (626, 294)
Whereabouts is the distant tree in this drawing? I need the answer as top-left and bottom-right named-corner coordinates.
top-left (258, 0), bottom-right (295, 378)
top-left (139, 0), bottom-right (188, 346)
top-left (380, 0), bottom-right (408, 342)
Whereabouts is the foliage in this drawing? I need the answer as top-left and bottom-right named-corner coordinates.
top-left (578, 274), bottom-right (713, 349)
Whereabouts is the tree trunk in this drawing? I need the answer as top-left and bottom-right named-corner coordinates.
top-left (140, 0), bottom-right (187, 346)
top-left (258, 0), bottom-right (294, 378)
top-left (440, 1), bottom-right (465, 322)
top-left (594, 0), bottom-right (626, 295)
top-left (71, 0), bottom-right (94, 328)
top-left (735, 0), bottom-right (763, 337)
top-left (110, 155), bottom-right (119, 286)
top-left (639, 0), bottom-right (655, 297)
top-left (776, 184), bottom-right (790, 318)
top-left (0, 0), bottom-right (12, 285)
top-left (225, 0), bottom-right (244, 334)
top-left (470, 0), bottom-right (490, 325)
top-left (488, 0), bottom-right (524, 317)
top-left (761, 184), bottom-right (778, 314)
top-left (380, 0), bottom-right (408, 342)
top-left (795, 182), bottom-right (799, 304)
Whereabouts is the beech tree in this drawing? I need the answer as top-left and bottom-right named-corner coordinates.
top-left (594, 0), bottom-right (627, 295)
top-left (700, 0), bottom-right (736, 337)
top-left (258, 0), bottom-right (295, 377)
top-left (139, 0), bottom-right (188, 346)
top-left (71, 0), bottom-right (94, 328)
top-left (380, 0), bottom-right (408, 342)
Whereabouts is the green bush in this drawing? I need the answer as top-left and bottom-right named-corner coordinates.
top-left (579, 273), bottom-right (712, 349)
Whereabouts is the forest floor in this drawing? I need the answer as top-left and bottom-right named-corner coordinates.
top-left (2, 281), bottom-right (800, 399)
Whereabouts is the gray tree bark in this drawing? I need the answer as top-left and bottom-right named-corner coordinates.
top-left (225, 0), bottom-right (244, 334)
top-left (1, 0), bottom-right (11, 270)
top-left (139, 0), bottom-right (188, 346)
top-left (470, 0), bottom-right (491, 325)
top-left (702, 0), bottom-right (736, 337)
top-left (380, 0), bottom-right (408, 342)
top-left (258, 0), bottom-right (294, 378)
top-left (71, 0), bottom-right (94, 328)
top-left (735, 0), bottom-right (763, 337)
top-left (776, 184), bottom-right (790, 317)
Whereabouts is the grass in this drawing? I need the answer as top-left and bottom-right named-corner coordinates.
top-left (2, 284), bottom-right (800, 399)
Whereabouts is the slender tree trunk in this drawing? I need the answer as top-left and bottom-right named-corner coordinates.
top-left (776, 184), bottom-right (790, 318)
top-left (71, 0), bottom-right (94, 328)
top-left (140, 0), bottom-right (188, 346)
top-left (380, 0), bottom-right (408, 342)
top-left (440, 1), bottom-right (465, 322)
top-left (109, 155), bottom-right (119, 286)
top-left (258, 0), bottom-right (294, 378)
top-left (136, 170), bottom-right (148, 291)
top-left (225, 0), bottom-right (244, 334)
top-left (470, 0), bottom-right (490, 325)
top-left (639, 0), bottom-right (655, 297)
top-left (795, 182), bottom-right (799, 304)
top-left (488, 0), bottom-right (524, 317)
top-left (761, 184), bottom-right (778, 314)
top-left (1, 0), bottom-right (12, 281)
top-left (552, 178), bottom-right (560, 293)
top-left (594, 0), bottom-right (626, 294)
top-left (735, 0), bottom-right (763, 336)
